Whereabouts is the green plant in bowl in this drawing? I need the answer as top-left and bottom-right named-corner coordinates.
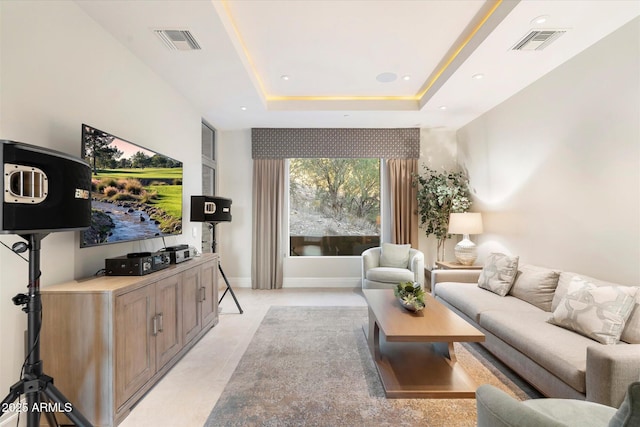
top-left (394, 281), bottom-right (425, 312)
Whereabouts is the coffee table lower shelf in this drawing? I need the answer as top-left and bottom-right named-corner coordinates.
top-left (363, 327), bottom-right (477, 399)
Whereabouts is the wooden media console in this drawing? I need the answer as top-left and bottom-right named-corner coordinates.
top-left (39, 253), bottom-right (219, 426)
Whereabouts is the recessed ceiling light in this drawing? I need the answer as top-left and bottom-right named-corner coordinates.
top-left (376, 72), bottom-right (397, 83)
top-left (240, 106), bottom-right (247, 111)
top-left (402, 75), bottom-right (411, 81)
top-left (531, 15), bottom-right (549, 25)
top-left (439, 105), bottom-right (447, 110)
top-left (280, 75), bottom-right (290, 81)
top-left (472, 73), bottom-right (484, 80)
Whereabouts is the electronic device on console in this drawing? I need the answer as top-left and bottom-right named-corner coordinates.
top-left (163, 244), bottom-right (196, 264)
top-left (105, 251), bottom-right (170, 276)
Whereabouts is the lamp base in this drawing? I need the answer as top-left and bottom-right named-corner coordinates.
top-left (454, 235), bottom-right (477, 266)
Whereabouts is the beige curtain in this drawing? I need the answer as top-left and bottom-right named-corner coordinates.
top-left (388, 158), bottom-right (419, 247)
top-left (251, 159), bottom-right (285, 289)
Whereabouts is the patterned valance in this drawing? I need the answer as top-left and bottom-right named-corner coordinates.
top-left (251, 128), bottom-right (419, 159)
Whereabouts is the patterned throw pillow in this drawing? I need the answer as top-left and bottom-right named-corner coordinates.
top-left (477, 253), bottom-right (520, 297)
top-left (548, 276), bottom-right (638, 345)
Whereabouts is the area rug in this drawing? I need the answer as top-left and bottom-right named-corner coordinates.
top-left (204, 306), bottom-right (538, 427)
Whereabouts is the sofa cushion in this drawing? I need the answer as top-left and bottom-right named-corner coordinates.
top-left (366, 267), bottom-right (414, 284)
top-left (509, 264), bottom-right (560, 312)
top-left (479, 310), bottom-right (601, 393)
top-left (379, 243), bottom-right (410, 268)
top-left (523, 399), bottom-right (617, 427)
top-left (478, 253), bottom-right (519, 296)
top-left (435, 282), bottom-right (541, 323)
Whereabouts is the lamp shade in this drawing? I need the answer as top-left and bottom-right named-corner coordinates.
top-left (448, 212), bottom-right (483, 235)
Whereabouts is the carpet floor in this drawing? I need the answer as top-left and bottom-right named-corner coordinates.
top-left (204, 306), bottom-right (540, 427)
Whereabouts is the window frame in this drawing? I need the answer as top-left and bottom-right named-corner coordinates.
top-left (285, 157), bottom-right (387, 258)
top-left (201, 120), bottom-right (216, 253)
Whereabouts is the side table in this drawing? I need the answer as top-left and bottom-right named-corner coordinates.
top-left (435, 261), bottom-right (483, 270)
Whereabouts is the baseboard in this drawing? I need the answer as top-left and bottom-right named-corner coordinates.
top-left (226, 277), bottom-right (361, 288)
top-left (226, 277), bottom-right (252, 288)
top-left (283, 277), bottom-right (361, 288)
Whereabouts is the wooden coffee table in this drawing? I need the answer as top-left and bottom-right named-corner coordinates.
top-left (363, 289), bottom-right (485, 398)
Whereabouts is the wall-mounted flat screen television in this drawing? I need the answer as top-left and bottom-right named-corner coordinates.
top-left (80, 124), bottom-right (183, 248)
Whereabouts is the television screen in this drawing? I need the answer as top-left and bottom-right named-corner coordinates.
top-left (80, 124), bottom-right (183, 247)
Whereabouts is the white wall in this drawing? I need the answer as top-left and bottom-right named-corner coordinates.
top-left (216, 130), bottom-right (253, 285)
top-left (416, 128), bottom-right (459, 268)
top-left (457, 17), bottom-right (640, 285)
top-left (0, 1), bottom-right (203, 420)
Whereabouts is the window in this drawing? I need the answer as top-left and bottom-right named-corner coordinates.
top-left (201, 122), bottom-right (215, 160)
top-left (289, 158), bottom-right (380, 256)
top-left (201, 122), bottom-right (216, 193)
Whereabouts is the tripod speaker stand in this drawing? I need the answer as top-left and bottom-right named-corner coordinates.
top-left (190, 196), bottom-right (242, 314)
top-left (0, 234), bottom-right (92, 427)
top-left (209, 223), bottom-right (243, 314)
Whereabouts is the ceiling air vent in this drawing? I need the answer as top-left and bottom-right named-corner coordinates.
top-left (512, 30), bottom-right (566, 51)
top-left (154, 29), bottom-right (201, 51)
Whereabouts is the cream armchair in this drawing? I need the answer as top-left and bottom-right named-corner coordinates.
top-left (362, 244), bottom-right (424, 289)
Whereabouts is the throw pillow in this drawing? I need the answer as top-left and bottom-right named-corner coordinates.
top-left (509, 264), bottom-right (560, 311)
top-left (621, 288), bottom-right (640, 344)
top-left (379, 243), bottom-right (411, 269)
top-left (552, 272), bottom-right (620, 312)
top-left (609, 381), bottom-right (640, 427)
top-left (548, 276), bottom-right (638, 345)
top-left (477, 253), bottom-right (520, 297)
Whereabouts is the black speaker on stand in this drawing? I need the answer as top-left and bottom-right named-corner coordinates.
top-left (190, 196), bottom-right (243, 314)
top-left (0, 140), bottom-right (93, 427)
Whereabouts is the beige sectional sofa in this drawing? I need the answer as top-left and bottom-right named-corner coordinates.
top-left (432, 265), bottom-right (640, 408)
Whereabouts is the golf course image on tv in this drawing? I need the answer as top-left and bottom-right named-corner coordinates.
top-left (80, 124), bottom-right (183, 248)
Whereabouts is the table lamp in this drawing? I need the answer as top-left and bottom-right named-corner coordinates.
top-left (448, 212), bottom-right (483, 265)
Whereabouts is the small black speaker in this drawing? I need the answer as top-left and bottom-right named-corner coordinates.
top-left (0, 140), bottom-right (91, 234)
top-left (190, 196), bottom-right (232, 223)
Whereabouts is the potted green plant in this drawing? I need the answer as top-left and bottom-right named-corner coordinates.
top-left (394, 281), bottom-right (426, 312)
top-left (414, 166), bottom-right (472, 261)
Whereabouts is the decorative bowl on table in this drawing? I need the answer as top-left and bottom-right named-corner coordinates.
top-left (394, 281), bottom-right (425, 312)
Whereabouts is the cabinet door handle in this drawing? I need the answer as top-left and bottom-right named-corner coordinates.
top-left (158, 313), bottom-right (164, 333)
top-left (152, 315), bottom-right (158, 336)
top-left (200, 287), bottom-right (206, 302)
